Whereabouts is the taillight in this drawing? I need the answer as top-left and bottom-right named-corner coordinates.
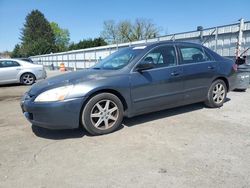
top-left (232, 63), bottom-right (238, 71)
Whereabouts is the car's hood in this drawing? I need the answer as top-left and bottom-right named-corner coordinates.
top-left (28, 69), bottom-right (118, 95)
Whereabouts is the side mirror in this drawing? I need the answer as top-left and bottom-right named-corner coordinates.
top-left (136, 62), bottom-right (155, 72)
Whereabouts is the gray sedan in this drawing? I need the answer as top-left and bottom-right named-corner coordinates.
top-left (21, 42), bottom-right (237, 135)
top-left (0, 59), bottom-right (46, 85)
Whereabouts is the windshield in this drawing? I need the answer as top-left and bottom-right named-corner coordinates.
top-left (92, 47), bottom-right (144, 70)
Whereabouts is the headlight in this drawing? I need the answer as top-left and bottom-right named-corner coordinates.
top-left (34, 85), bottom-right (73, 102)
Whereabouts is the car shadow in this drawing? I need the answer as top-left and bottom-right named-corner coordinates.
top-left (123, 98), bottom-right (231, 127)
top-left (225, 97), bottom-right (231, 103)
top-left (0, 83), bottom-right (23, 87)
top-left (233, 89), bottom-right (247, 92)
top-left (31, 124), bottom-right (125, 139)
top-left (31, 98), bottom-right (231, 139)
top-left (123, 102), bottom-right (204, 127)
top-left (32, 125), bottom-right (86, 140)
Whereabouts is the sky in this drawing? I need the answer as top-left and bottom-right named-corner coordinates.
top-left (0, 0), bottom-right (250, 52)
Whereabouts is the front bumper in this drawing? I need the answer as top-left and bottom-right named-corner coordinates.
top-left (20, 93), bottom-right (85, 129)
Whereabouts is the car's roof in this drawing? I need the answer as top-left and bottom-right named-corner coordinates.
top-left (0, 58), bottom-right (24, 61)
top-left (0, 58), bottom-right (32, 64)
top-left (126, 41), bottom-right (205, 52)
top-left (134, 41), bottom-right (202, 48)
top-left (0, 58), bottom-right (15, 61)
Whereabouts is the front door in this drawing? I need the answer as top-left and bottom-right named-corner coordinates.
top-left (130, 44), bottom-right (184, 115)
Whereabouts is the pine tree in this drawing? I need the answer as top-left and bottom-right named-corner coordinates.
top-left (20, 10), bottom-right (56, 56)
top-left (11, 44), bottom-right (22, 58)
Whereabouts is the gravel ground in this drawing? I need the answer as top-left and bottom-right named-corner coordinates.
top-left (0, 71), bottom-right (250, 188)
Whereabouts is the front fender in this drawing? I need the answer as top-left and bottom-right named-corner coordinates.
top-left (67, 75), bottom-right (132, 115)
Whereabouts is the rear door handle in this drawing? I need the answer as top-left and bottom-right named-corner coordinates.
top-left (171, 71), bottom-right (180, 76)
top-left (16, 68), bottom-right (21, 70)
top-left (208, 65), bottom-right (215, 70)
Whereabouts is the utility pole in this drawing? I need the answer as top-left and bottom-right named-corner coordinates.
top-left (215, 27), bottom-right (218, 53)
top-left (236, 18), bottom-right (244, 58)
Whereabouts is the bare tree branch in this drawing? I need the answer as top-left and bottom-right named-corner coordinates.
top-left (101, 18), bottom-right (160, 44)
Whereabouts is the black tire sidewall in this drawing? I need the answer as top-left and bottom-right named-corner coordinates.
top-left (206, 79), bottom-right (227, 108)
top-left (21, 73), bottom-right (35, 85)
top-left (81, 93), bottom-right (124, 135)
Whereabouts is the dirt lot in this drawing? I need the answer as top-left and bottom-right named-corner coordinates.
top-left (0, 71), bottom-right (250, 188)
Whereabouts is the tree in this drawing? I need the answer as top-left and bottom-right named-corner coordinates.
top-left (131, 18), bottom-right (158, 40)
top-left (101, 20), bottom-right (118, 44)
top-left (50, 22), bottom-right (70, 52)
top-left (68, 38), bottom-right (107, 51)
top-left (20, 10), bottom-right (56, 56)
top-left (11, 44), bottom-right (22, 58)
top-left (92, 38), bottom-right (107, 47)
top-left (101, 18), bottom-right (160, 44)
top-left (117, 20), bottom-right (133, 43)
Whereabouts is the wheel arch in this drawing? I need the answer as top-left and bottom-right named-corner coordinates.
top-left (79, 89), bottom-right (129, 128)
top-left (19, 72), bottom-right (37, 82)
top-left (81, 88), bottom-right (128, 114)
top-left (212, 77), bottom-right (229, 91)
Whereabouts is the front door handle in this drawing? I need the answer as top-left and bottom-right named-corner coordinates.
top-left (208, 65), bottom-right (215, 70)
top-left (171, 71), bottom-right (180, 76)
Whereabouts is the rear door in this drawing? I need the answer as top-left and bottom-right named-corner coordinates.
top-left (130, 44), bottom-right (184, 114)
top-left (177, 44), bottom-right (216, 102)
top-left (0, 60), bottom-right (21, 84)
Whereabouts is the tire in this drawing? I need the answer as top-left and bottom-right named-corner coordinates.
top-left (20, 73), bottom-right (36, 85)
top-left (81, 93), bottom-right (124, 135)
top-left (205, 79), bottom-right (227, 108)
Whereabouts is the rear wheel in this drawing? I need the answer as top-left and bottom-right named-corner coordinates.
top-left (81, 93), bottom-right (124, 135)
top-left (205, 79), bottom-right (227, 108)
top-left (20, 73), bottom-right (36, 85)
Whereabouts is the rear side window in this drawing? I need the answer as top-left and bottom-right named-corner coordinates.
top-left (178, 46), bottom-right (211, 65)
top-left (0, 61), bottom-right (20, 68)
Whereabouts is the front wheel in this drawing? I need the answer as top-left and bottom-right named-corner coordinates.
top-left (81, 93), bottom-right (124, 135)
top-left (205, 79), bottom-right (227, 108)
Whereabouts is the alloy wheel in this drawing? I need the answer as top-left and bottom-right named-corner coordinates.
top-left (22, 74), bottom-right (34, 85)
top-left (90, 99), bottom-right (119, 130)
top-left (212, 83), bottom-right (226, 104)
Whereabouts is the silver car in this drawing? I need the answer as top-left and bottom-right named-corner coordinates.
top-left (0, 59), bottom-right (46, 85)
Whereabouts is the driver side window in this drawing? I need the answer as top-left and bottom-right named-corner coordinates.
top-left (141, 45), bottom-right (177, 68)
